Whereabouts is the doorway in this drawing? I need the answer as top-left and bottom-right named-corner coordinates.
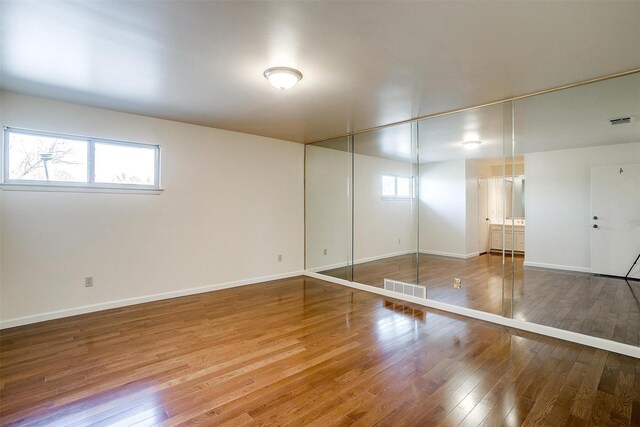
top-left (590, 163), bottom-right (640, 279)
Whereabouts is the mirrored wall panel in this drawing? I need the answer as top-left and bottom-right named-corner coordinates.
top-left (352, 123), bottom-right (420, 292)
top-left (305, 136), bottom-right (353, 281)
top-left (418, 102), bottom-right (512, 315)
top-left (305, 70), bottom-right (640, 349)
top-left (513, 72), bottom-right (640, 346)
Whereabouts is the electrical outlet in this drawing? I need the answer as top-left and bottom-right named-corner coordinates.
top-left (453, 277), bottom-right (462, 289)
top-left (278, 254), bottom-right (283, 262)
top-left (84, 277), bottom-right (94, 287)
top-left (323, 249), bottom-right (327, 255)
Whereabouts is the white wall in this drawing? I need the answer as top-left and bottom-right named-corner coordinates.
top-left (305, 145), bottom-right (351, 270)
top-left (525, 141), bottom-right (640, 271)
top-left (418, 159), bottom-right (482, 258)
top-left (0, 91), bottom-right (304, 325)
top-left (307, 152), bottom-right (524, 264)
top-left (305, 146), bottom-right (416, 271)
top-left (0, 98), bottom-right (3, 323)
top-left (465, 160), bottom-right (480, 255)
top-left (419, 159), bottom-right (469, 257)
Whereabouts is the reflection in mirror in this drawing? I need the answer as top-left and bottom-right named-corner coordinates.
top-left (418, 102), bottom-right (512, 315)
top-left (304, 70), bottom-right (639, 350)
top-left (514, 71), bottom-right (640, 347)
top-left (305, 137), bottom-right (353, 281)
top-left (511, 176), bottom-right (525, 219)
top-left (502, 101), bottom-right (516, 318)
top-left (352, 123), bottom-right (420, 292)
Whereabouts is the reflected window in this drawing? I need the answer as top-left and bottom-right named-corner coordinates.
top-left (382, 175), bottom-right (396, 196)
top-left (381, 175), bottom-right (413, 199)
top-left (397, 177), bottom-right (412, 198)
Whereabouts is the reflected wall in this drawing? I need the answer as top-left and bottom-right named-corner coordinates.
top-left (353, 123), bottom-right (419, 288)
top-left (513, 72), bottom-right (640, 346)
top-left (305, 136), bottom-right (352, 281)
top-left (305, 71), bottom-right (640, 349)
top-left (417, 102), bottom-right (511, 316)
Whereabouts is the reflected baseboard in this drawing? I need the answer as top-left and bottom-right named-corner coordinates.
top-left (307, 250), bottom-right (415, 273)
top-left (308, 250), bottom-right (482, 273)
top-left (303, 270), bottom-right (640, 359)
top-left (419, 250), bottom-right (480, 259)
top-left (306, 262), bottom-right (350, 273)
top-left (523, 261), bottom-right (591, 273)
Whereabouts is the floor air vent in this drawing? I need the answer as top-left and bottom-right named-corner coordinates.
top-left (383, 279), bottom-right (426, 299)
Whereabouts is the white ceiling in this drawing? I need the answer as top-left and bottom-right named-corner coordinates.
top-left (515, 72), bottom-right (640, 154)
top-left (1, 1), bottom-right (640, 144)
top-left (419, 72), bottom-right (640, 163)
top-left (316, 72), bottom-right (640, 164)
top-left (418, 104), bottom-right (505, 163)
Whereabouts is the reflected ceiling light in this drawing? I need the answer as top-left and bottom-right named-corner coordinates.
top-left (263, 67), bottom-right (303, 90)
top-left (463, 140), bottom-right (482, 150)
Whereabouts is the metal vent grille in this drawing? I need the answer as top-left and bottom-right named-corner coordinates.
top-left (383, 279), bottom-right (426, 299)
top-left (609, 117), bottom-right (633, 125)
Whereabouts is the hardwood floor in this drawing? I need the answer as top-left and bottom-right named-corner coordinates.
top-left (1, 276), bottom-right (638, 426)
top-left (320, 253), bottom-right (640, 347)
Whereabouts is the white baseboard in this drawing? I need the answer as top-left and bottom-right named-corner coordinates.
top-left (0, 270), bottom-right (305, 329)
top-left (523, 261), bottom-right (591, 273)
top-left (303, 271), bottom-right (640, 359)
top-left (419, 250), bottom-right (479, 259)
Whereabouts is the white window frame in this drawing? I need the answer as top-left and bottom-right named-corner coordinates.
top-left (2, 127), bottom-right (161, 192)
top-left (381, 174), bottom-right (414, 200)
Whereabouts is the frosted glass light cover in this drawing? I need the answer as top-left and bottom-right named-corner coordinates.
top-left (264, 67), bottom-right (303, 90)
top-left (463, 140), bottom-right (482, 150)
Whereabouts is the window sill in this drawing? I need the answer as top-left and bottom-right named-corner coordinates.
top-left (0, 183), bottom-right (164, 195)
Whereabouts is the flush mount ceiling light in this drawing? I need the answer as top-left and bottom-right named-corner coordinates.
top-left (463, 140), bottom-right (482, 150)
top-left (263, 67), bottom-right (303, 90)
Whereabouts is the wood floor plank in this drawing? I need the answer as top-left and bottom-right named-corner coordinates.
top-left (1, 276), bottom-right (638, 426)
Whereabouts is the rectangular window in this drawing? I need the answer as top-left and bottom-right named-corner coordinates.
top-left (381, 174), bottom-right (414, 200)
top-left (3, 127), bottom-right (160, 190)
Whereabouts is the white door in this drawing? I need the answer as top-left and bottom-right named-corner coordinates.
top-left (478, 178), bottom-right (490, 254)
top-left (591, 164), bottom-right (640, 279)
